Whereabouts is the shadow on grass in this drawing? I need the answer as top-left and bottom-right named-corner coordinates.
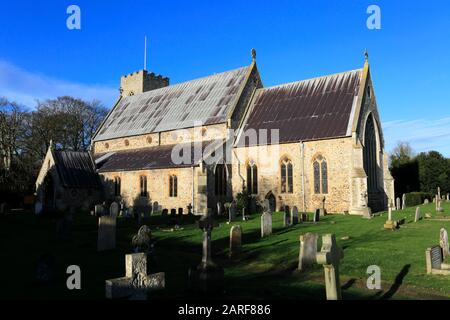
top-left (380, 264), bottom-right (411, 300)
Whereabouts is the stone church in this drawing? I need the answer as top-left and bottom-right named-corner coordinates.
top-left (34, 50), bottom-right (394, 216)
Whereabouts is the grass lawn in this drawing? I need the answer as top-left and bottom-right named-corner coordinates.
top-left (1, 202), bottom-right (450, 300)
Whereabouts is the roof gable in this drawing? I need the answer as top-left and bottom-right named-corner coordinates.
top-left (94, 66), bottom-right (250, 141)
top-left (238, 69), bottom-right (362, 145)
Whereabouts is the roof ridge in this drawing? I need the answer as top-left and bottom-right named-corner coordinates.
top-left (261, 68), bottom-right (363, 91)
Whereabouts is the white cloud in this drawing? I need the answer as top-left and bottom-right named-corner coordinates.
top-left (383, 117), bottom-right (450, 157)
top-left (0, 60), bottom-right (117, 108)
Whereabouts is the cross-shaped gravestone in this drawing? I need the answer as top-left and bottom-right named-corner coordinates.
top-left (316, 234), bottom-right (344, 300)
top-left (197, 212), bottom-right (219, 268)
top-left (105, 253), bottom-right (165, 300)
top-left (187, 203), bottom-right (193, 215)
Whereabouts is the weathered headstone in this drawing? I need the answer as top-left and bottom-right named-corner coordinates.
top-left (95, 204), bottom-right (105, 216)
top-left (313, 209), bottom-right (320, 222)
top-left (316, 234), bottom-right (344, 300)
top-left (402, 194), bottom-right (406, 210)
top-left (424, 199), bottom-right (429, 205)
top-left (161, 208), bottom-right (168, 216)
top-left (229, 225), bottom-right (242, 257)
top-left (291, 206), bottom-right (299, 225)
top-left (440, 228), bottom-right (449, 258)
top-left (260, 212), bottom-right (272, 238)
top-left (97, 215), bottom-right (117, 251)
top-left (105, 253), bottom-right (165, 300)
top-left (189, 211), bottom-right (224, 294)
top-left (396, 197), bottom-right (401, 211)
top-left (283, 208), bottom-right (291, 227)
top-left (414, 207), bottom-right (421, 222)
top-left (229, 201), bottom-right (237, 222)
top-left (298, 233), bottom-right (319, 271)
top-left (425, 245), bottom-right (450, 275)
top-left (152, 201), bottom-right (159, 214)
top-left (132, 225), bottom-right (152, 253)
top-left (110, 202), bottom-right (119, 218)
top-left (217, 202), bottom-right (223, 216)
top-left (301, 213), bottom-right (308, 223)
top-left (178, 208), bottom-right (183, 215)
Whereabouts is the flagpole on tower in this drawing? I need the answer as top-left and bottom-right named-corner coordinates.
top-left (144, 35), bottom-right (147, 71)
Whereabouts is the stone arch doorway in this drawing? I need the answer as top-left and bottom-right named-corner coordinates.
top-left (265, 191), bottom-right (276, 212)
top-left (363, 114), bottom-right (381, 211)
top-left (42, 174), bottom-right (55, 210)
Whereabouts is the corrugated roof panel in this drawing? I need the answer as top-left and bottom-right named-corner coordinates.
top-left (239, 69), bottom-right (362, 146)
top-left (94, 66), bottom-right (249, 141)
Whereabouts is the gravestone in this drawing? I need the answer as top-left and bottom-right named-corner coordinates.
top-left (152, 202), bottom-right (159, 214)
top-left (425, 245), bottom-right (450, 275)
top-left (178, 208), bottom-right (183, 215)
top-left (313, 209), bottom-right (320, 222)
top-left (384, 206), bottom-right (396, 230)
top-left (110, 202), bottom-right (119, 218)
top-left (402, 194), bottom-right (406, 210)
top-left (170, 208), bottom-right (177, 216)
top-left (187, 203), bottom-right (193, 215)
top-left (132, 225), bottom-right (153, 253)
top-left (440, 228), bottom-right (449, 257)
top-left (97, 215), bottom-right (117, 251)
top-left (105, 253), bottom-right (165, 300)
top-left (414, 207), bottom-right (421, 222)
top-left (262, 199), bottom-right (271, 214)
top-left (298, 233), bottom-right (319, 271)
top-left (229, 225), bottom-right (242, 257)
top-left (190, 211), bottom-right (224, 294)
top-left (301, 213), bottom-right (308, 223)
top-left (95, 204), bottom-right (105, 216)
top-left (229, 201), bottom-right (237, 221)
top-left (260, 212), bottom-right (272, 238)
top-left (242, 208), bottom-right (248, 221)
top-left (321, 197), bottom-right (326, 216)
top-left (161, 209), bottom-right (168, 216)
top-left (424, 199), bottom-right (429, 205)
top-left (217, 202), bottom-right (223, 216)
top-left (283, 209), bottom-right (291, 227)
top-left (396, 197), bottom-right (401, 211)
top-left (447, 193), bottom-right (449, 202)
top-left (316, 234), bottom-right (344, 300)
top-left (291, 206), bottom-right (299, 225)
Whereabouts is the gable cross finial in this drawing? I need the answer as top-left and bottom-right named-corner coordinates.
top-left (251, 48), bottom-right (256, 62)
top-left (364, 49), bottom-right (369, 62)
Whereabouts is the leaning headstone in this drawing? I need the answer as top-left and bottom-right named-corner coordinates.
top-left (414, 207), bottom-right (421, 222)
top-left (291, 206), bottom-right (299, 225)
top-left (260, 212), bottom-right (272, 238)
top-left (105, 253), bottom-right (165, 300)
top-left (298, 233), bottom-right (319, 271)
top-left (402, 194), bottom-right (406, 210)
top-left (132, 225), bottom-right (152, 253)
top-left (229, 225), bottom-right (242, 257)
top-left (97, 215), bottom-right (117, 251)
top-left (110, 202), bottom-right (119, 218)
top-left (313, 209), bottom-right (320, 222)
top-left (440, 228), bottom-right (449, 258)
top-left (396, 197), bottom-right (401, 211)
top-left (316, 234), bottom-right (344, 300)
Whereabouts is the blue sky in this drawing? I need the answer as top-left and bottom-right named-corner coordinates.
top-left (0, 0), bottom-right (449, 155)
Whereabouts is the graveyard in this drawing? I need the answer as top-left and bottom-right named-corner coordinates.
top-left (1, 201), bottom-right (449, 300)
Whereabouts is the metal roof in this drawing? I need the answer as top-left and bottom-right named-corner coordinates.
top-left (237, 69), bottom-right (362, 146)
top-left (94, 66), bottom-right (250, 141)
top-left (95, 141), bottom-right (220, 172)
top-left (53, 150), bottom-right (101, 189)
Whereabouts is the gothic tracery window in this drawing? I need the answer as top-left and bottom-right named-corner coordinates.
top-left (215, 164), bottom-right (227, 196)
top-left (313, 155), bottom-right (328, 194)
top-left (281, 157), bottom-right (293, 193)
